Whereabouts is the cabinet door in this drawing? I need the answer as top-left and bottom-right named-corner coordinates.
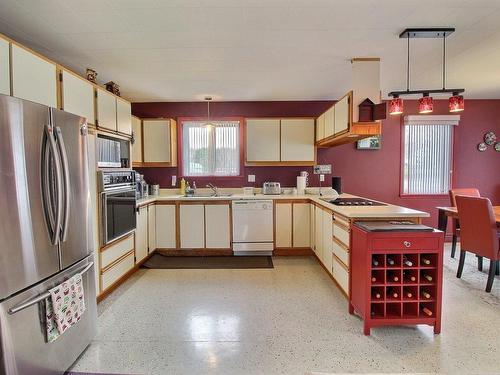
top-left (310, 204), bottom-right (315, 250)
top-left (292, 203), bottom-right (310, 248)
top-left (11, 44), bottom-right (57, 108)
top-left (246, 119), bottom-right (280, 162)
top-left (61, 70), bottom-right (95, 124)
top-left (280, 119), bottom-right (315, 162)
top-left (0, 38), bottom-right (9, 95)
top-left (131, 116), bottom-right (143, 164)
top-left (324, 107), bottom-right (335, 138)
top-left (314, 206), bottom-right (323, 256)
top-left (156, 204), bottom-right (176, 248)
top-left (334, 94), bottom-right (350, 134)
top-left (179, 204), bottom-right (204, 249)
top-left (135, 206), bottom-right (148, 263)
top-left (205, 204), bottom-right (230, 249)
top-left (147, 204), bottom-right (156, 252)
top-left (143, 120), bottom-right (171, 163)
top-left (96, 88), bottom-right (117, 131)
top-left (322, 209), bottom-right (333, 274)
top-left (116, 98), bottom-right (132, 135)
top-left (315, 114), bottom-right (325, 142)
top-left (275, 203), bottom-right (292, 248)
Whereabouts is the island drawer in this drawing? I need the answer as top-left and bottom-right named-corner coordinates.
top-left (372, 237), bottom-right (439, 251)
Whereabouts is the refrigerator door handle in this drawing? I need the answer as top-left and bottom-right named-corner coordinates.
top-left (42, 124), bottom-right (63, 245)
top-left (7, 262), bottom-right (94, 315)
top-left (55, 126), bottom-right (71, 242)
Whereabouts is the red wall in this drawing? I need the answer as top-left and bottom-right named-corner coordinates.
top-left (133, 99), bottom-right (500, 227)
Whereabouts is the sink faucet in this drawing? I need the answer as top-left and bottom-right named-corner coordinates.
top-left (206, 183), bottom-right (218, 196)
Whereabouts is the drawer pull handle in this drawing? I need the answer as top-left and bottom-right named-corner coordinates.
top-left (403, 241), bottom-right (411, 248)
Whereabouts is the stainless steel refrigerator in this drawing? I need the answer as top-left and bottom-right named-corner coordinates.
top-left (0, 94), bottom-right (97, 375)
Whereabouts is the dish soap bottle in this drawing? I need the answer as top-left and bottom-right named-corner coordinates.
top-left (180, 178), bottom-right (186, 195)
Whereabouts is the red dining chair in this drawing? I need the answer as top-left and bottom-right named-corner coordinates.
top-left (455, 196), bottom-right (500, 292)
top-left (449, 188), bottom-right (481, 258)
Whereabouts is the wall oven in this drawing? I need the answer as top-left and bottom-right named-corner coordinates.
top-left (98, 171), bottom-right (137, 245)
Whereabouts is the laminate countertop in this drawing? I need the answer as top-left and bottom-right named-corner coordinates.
top-left (136, 192), bottom-right (429, 220)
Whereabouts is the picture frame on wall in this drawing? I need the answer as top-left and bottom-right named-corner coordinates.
top-left (357, 135), bottom-right (381, 150)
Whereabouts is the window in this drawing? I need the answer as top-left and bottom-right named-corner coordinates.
top-left (182, 120), bottom-right (240, 177)
top-left (402, 116), bottom-right (458, 195)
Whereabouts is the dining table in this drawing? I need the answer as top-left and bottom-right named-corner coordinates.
top-left (436, 205), bottom-right (500, 232)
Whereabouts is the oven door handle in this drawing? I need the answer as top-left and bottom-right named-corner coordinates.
top-left (7, 262), bottom-right (94, 315)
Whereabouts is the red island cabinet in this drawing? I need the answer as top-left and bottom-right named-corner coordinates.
top-left (349, 222), bottom-right (444, 335)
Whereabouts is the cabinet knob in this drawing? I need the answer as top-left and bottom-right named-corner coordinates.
top-left (403, 241), bottom-right (411, 248)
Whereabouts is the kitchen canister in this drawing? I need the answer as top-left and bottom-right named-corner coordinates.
top-left (150, 184), bottom-right (160, 196)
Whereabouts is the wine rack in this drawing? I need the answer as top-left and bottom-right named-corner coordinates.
top-left (349, 224), bottom-right (444, 335)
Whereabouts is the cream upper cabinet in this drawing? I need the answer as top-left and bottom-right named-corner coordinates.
top-left (246, 118), bottom-right (280, 162)
top-left (156, 204), bottom-right (176, 249)
top-left (135, 206), bottom-right (148, 263)
top-left (334, 94), bottom-right (350, 135)
top-left (0, 37), bottom-right (9, 96)
top-left (131, 116), bottom-right (143, 164)
top-left (96, 88), bottom-right (117, 131)
top-left (280, 119), bottom-right (315, 162)
top-left (143, 120), bottom-right (172, 163)
top-left (179, 204), bottom-right (205, 249)
top-left (147, 204), bottom-right (156, 253)
top-left (116, 98), bottom-right (132, 135)
top-left (275, 203), bottom-right (292, 248)
top-left (205, 204), bottom-right (230, 249)
top-left (11, 44), bottom-right (57, 108)
top-left (314, 206), bottom-right (323, 257)
top-left (324, 107), bottom-right (335, 139)
top-left (315, 114), bottom-right (325, 142)
top-left (61, 70), bottom-right (95, 124)
top-left (322, 209), bottom-right (333, 274)
top-left (292, 203), bottom-right (311, 248)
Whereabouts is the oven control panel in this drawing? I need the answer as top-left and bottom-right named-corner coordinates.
top-left (98, 171), bottom-right (136, 191)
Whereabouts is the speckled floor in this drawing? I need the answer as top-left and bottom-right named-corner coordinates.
top-left (70, 244), bottom-right (500, 375)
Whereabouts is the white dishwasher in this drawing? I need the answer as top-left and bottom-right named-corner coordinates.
top-left (232, 200), bottom-right (274, 255)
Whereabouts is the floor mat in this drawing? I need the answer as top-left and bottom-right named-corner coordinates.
top-left (141, 254), bottom-right (273, 269)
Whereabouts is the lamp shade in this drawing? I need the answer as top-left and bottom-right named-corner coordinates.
top-left (389, 97), bottom-right (403, 115)
top-left (449, 94), bottom-right (464, 112)
top-left (418, 95), bottom-right (433, 114)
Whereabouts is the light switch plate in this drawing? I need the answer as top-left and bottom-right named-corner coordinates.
top-left (319, 174), bottom-right (325, 182)
top-left (248, 174), bottom-right (255, 182)
top-left (172, 175), bottom-right (177, 186)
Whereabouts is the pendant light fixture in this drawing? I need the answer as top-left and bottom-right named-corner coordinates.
top-left (204, 96), bottom-right (215, 129)
top-left (388, 28), bottom-right (465, 115)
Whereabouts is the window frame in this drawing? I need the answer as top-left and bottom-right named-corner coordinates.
top-left (399, 116), bottom-right (458, 198)
top-left (178, 116), bottom-right (245, 180)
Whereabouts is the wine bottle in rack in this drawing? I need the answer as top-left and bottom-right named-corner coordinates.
top-left (371, 276), bottom-right (377, 283)
top-left (403, 271), bottom-right (416, 282)
top-left (387, 271), bottom-right (399, 282)
top-left (403, 256), bottom-right (413, 267)
top-left (421, 257), bottom-right (431, 265)
top-left (403, 288), bottom-right (413, 298)
top-left (372, 291), bottom-right (382, 299)
top-left (421, 307), bottom-right (433, 316)
top-left (372, 257), bottom-right (380, 267)
top-left (386, 257), bottom-right (395, 266)
top-left (422, 273), bottom-right (433, 282)
top-left (387, 288), bottom-right (399, 299)
top-left (421, 290), bottom-right (431, 299)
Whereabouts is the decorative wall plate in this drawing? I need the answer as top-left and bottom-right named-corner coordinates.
top-left (484, 131), bottom-right (496, 145)
top-left (495, 142), bottom-right (500, 152)
top-left (477, 142), bottom-right (487, 152)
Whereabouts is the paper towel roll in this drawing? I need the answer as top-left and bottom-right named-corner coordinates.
top-left (297, 176), bottom-right (307, 195)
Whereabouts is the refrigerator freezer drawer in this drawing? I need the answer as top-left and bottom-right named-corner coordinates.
top-left (101, 251), bottom-right (135, 291)
top-left (0, 256), bottom-right (97, 375)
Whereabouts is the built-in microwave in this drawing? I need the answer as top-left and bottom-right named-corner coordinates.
top-left (97, 136), bottom-right (130, 168)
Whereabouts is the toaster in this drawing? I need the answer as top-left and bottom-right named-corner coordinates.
top-left (262, 182), bottom-right (282, 195)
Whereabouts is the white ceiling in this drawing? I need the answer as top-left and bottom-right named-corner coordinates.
top-left (1, 0), bottom-right (500, 102)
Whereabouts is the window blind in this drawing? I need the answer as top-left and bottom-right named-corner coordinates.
top-left (182, 121), bottom-right (240, 177)
top-left (403, 124), bottom-right (453, 195)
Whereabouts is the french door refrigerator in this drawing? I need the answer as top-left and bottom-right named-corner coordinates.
top-left (0, 94), bottom-right (97, 375)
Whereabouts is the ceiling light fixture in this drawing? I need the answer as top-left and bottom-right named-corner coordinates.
top-left (204, 96), bottom-right (215, 129)
top-left (388, 28), bottom-right (465, 115)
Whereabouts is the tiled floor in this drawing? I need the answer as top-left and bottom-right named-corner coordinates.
top-left (70, 245), bottom-right (500, 375)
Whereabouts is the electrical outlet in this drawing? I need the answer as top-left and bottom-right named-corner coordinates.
top-left (248, 174), bottom-right (255, 182)
top-left (172, 175), bottom-right (177, 186)
top-left (319, 174), bottom-right (325, 182)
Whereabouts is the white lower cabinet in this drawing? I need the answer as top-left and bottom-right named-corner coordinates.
top-left (156, 204), bottom-right (176, 249)
top-left (292, 203), bottom-right (310, 248)
top-left (322, 209), bottom-right (333, 273)
top-left (147, 204), bottom-right (156, 252)
top-left (205, 204), bottom-right (230, 249)
top-left (332, 255), bottom-right (349, 295)
top-left (310, 204), bottom-right (315, 251)
top-left (275, 203), bottom-right (292, 248)
top-left (99, 235), bottom-right (135, 293)
top-left (135, 206), bottom-right (148, 263)
top-left (101, 252), bottom-right (135, 292)
top-left (314, 205), bottom-right (323, 257)
top-left (179, 204), bottom-right (205, 249)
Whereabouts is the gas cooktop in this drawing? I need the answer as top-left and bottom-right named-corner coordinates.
top-left (321, 197), bottom-right (387, 206)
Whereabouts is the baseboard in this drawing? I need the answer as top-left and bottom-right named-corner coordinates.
top-left (273, 248), bottom-right (314, 256)
top-left (156, 248), bottom-right (234, 256)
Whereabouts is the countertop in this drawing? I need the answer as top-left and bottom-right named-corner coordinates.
top-left (137, 192), bottom-right (429, 219)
